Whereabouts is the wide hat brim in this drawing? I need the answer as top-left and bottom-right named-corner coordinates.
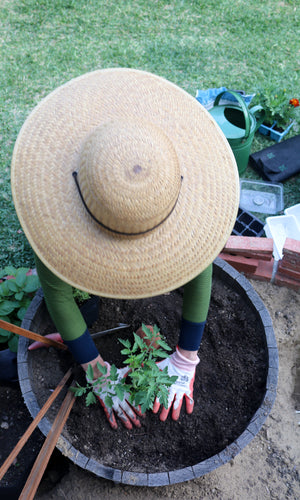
top-left (11, 68), bottom-right (239, 298)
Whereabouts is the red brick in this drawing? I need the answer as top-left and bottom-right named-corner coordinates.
top-left (223, 236), bottom-right (273, 256)
top-left (245, 259), bottom-right (274, 282)
top-left (280, 258), bottom-right (300, 273)
top-left (278, 262), bottom-right (300, 280)
top-left (231, 251), bottom-right (272, 261)
top-left (283, 238), bottom-right (300, 255)
top-left (274, 272), bottom-right (300, 291)
top-left (219, 253), bottom-right (258, 273)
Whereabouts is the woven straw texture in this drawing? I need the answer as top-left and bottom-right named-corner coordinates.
top-left (11, 68), bottom-right (239, 298)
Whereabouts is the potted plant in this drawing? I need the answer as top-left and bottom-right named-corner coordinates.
top-left (17, 259), bottom-right (279, 486)
top-left (255, 87), bottom-right (299, 142)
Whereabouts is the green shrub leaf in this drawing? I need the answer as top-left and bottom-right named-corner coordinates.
top-left (23, 275), bottom-right (40, 293)
top-left (15, 269), bottom-right (28, 287)
top-left (17, 307), bottom-right (27, 321)
top-left (0, 330), bottom-right (12, 341)
top-left (7, 279), bottom-right (19, 292)
top-left (0, 300), bottom-right (19, 315)
top-left (8, 334), bottom-right (19, 352)
top-left (3, 266), bottom-right (17, 276)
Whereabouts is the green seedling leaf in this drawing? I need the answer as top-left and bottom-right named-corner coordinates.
top-left (96, 362), bottom-right (107, 375)
top-left (86, 391), bottom-right (97, 406)
top-left (133, 332), bottom-right (147, 350)
top-left (152, 349), bottom-right (170, 359)
top-left (70, 383), bottom-right (87, 397)
top-left (86, 363), bottom-right (94, 381)
top-left (115, 384), bottom-right (126, 401)
top-left (156, 338), bottom-right (172, 351)
top-left (118, 338), bottom-right (131, 349)
top-left (141, 323), bottom-right (153, 338)
top-left (110, 364), bottom-right (118, 381)
top-left (105, 394), bottom-right (113, 408)
top-left (120, 348), bottom-right (131, 356)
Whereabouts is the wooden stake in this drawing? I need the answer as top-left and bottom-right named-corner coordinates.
top-left (0, 318), bottom-right (67, 350)
top-left (19, 383), bottom-right (76, 500)
top-left (0, 367), bottom-right (73, 481)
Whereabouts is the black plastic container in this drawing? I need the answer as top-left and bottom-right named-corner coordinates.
top-left (232, 208), bottom-right (265, 237)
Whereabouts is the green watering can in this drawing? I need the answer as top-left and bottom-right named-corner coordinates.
top-left (209, 90), bottom-right (265, 175)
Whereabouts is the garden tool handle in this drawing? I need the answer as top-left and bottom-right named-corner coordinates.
top-left (19, 380), bottom-right (76, 500)
top-left (214, 90), bottom-right (251, 139)
top-left (0, 318), bottom-right (68, 350)
top-left (0, 367), bottom-right (73, 482)
top-left (249, 104), bottom-right (265, 132)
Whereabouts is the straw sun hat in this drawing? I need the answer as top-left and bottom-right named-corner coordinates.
top-left (11, 68), bottom-right (239, 299)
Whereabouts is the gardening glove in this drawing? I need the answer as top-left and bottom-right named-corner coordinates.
top-left (28, 332), bottom-right (63, 350)
top-left (87, 363), bottom-right (144, 430)
top-left (153, 347), bottom-right (199, 421)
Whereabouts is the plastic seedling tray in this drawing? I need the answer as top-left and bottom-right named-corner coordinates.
top-left (232, 208), bottom-right (264, 237)
top-left (239, 179), bottom-right (284, 215)
top-left (264, 215), bottom-right (300, 260)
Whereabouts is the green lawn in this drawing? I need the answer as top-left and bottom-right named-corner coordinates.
top-left (1, 0), bottom-right (299, 268)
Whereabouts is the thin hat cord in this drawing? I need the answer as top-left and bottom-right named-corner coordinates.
top-left (72, 171), bottom-right (183, 236)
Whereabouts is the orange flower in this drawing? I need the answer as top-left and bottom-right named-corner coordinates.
top-left (289, 98), bottom-right (299, 107)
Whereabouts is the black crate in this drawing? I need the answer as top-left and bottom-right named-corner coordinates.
top-left (232, 208), bottom-right (265, 237)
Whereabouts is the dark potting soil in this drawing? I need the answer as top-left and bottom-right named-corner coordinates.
top-left (29, 277), bottom-right (268, 473)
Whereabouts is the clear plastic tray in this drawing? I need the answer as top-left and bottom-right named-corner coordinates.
top-left (239, 179), bottom-right (284, 214)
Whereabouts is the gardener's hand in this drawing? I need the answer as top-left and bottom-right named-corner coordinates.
top-left (153, 347), bottom-right (199, 421)
top-left (28, 332), bottom-right (63, 350)
top-left (87, 363), bottom-right (144, 430)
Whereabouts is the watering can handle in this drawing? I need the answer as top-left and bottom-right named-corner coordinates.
top-left (214, 90), bottom-right (251, 139)
top-left (249, 105), bottom-right (266, 132)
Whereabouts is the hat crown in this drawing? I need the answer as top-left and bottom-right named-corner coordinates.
top-left (77, 119), bottom-right (181, 234)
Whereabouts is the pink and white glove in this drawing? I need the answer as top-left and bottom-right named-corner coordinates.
top-left (87, 363), bottom-right (143, 430)
top-left (153, 347), bottom-right (199, 421)
top-left (28, 332), bottom-right (63, 350)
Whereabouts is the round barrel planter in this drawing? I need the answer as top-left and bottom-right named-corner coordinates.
top-left (18, 258), bottom-right (278, 486)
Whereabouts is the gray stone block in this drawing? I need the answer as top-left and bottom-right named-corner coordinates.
top-left (192, 456), bottom-right (222, 476)
top-left (86, 459), bottom-right (122, 483)
top-left (168, 466), bottom-right (195, 484)
top-left (148, 471), bottom-right (170, 486)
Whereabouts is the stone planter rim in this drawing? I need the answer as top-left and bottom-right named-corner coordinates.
top-left (18, 258), bottom-right (278, 487)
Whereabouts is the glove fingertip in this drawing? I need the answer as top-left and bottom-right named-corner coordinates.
top-left (152, 399), bottom-right (160, 414)
top-left (159, 407), bottom-right (171, 422)
top-left (185, 397), bottom-right (194, 415)
top-left (28, 342), bottom-right (39, 350)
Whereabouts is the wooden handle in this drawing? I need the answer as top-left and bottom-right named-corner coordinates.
top-left (19, 383), bottom-right (76, 500)
top-left (0, 319), bottom-right (68, 350)
top-left (0, 367), bottom-right (73, 481)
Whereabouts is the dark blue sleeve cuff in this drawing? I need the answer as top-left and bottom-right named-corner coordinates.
top-left (178, 318), bottom-right (206, 351)
top-left (64, 328), bottom-right (99, 365)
